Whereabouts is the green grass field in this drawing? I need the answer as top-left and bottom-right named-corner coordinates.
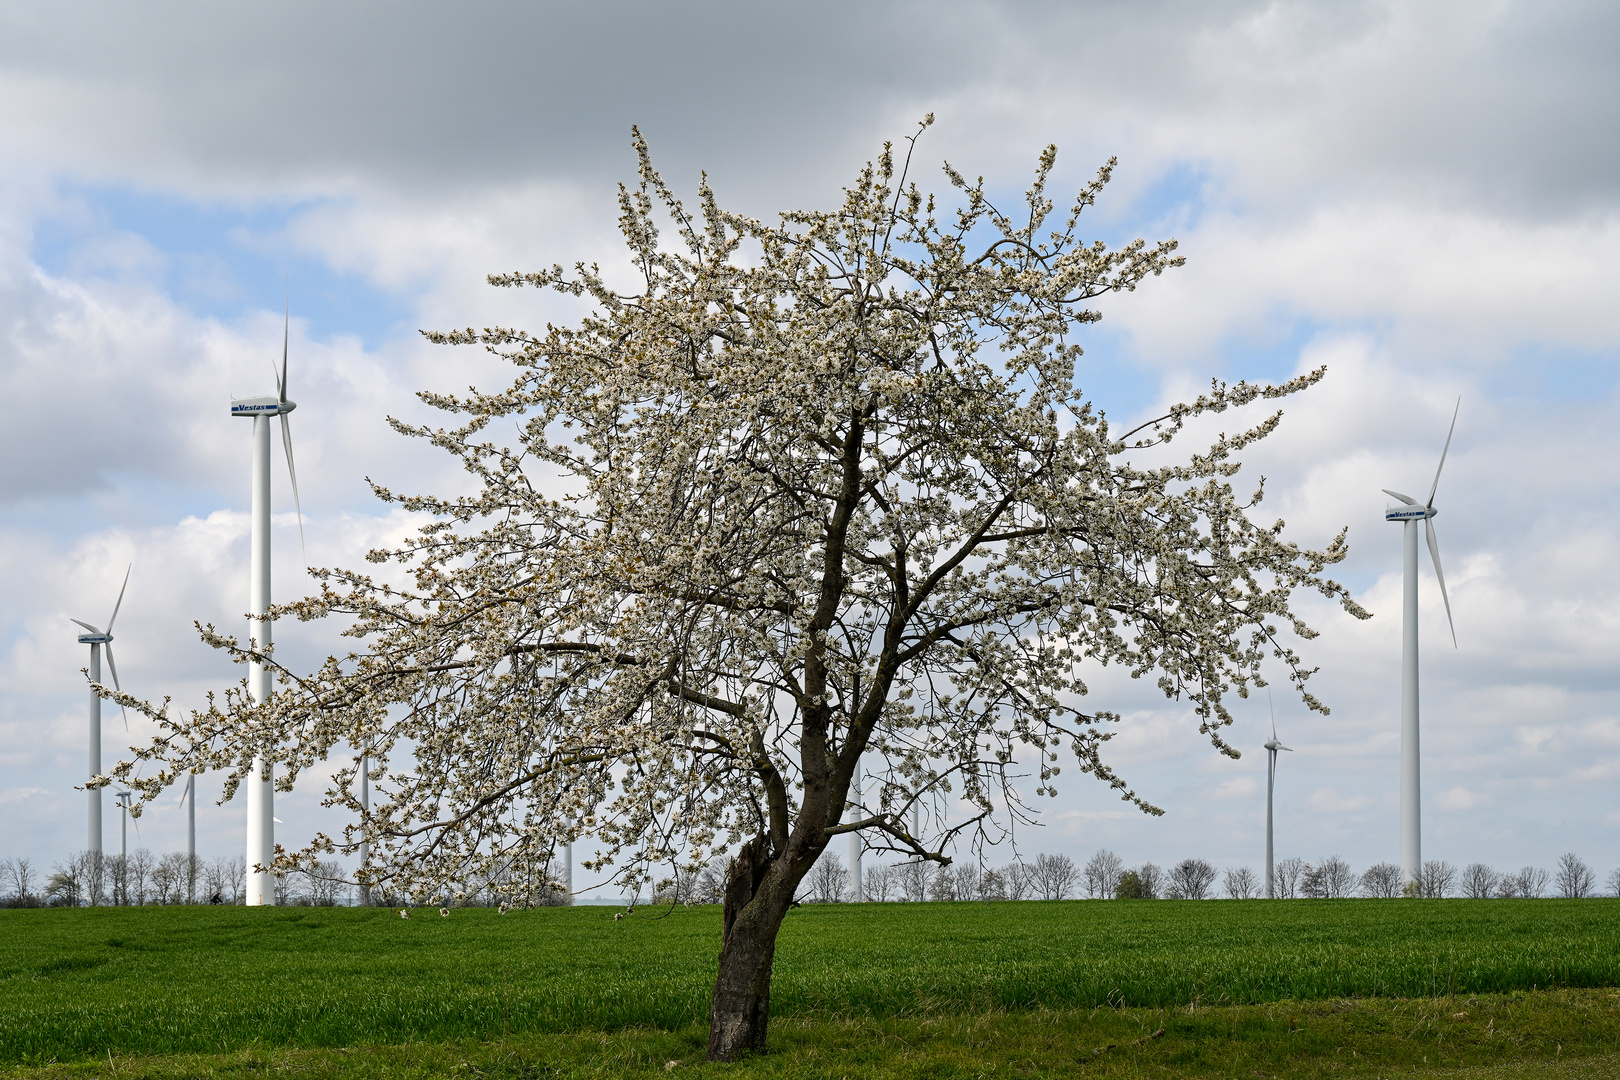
top-left (3, 898), bottom-right (1619, 1071)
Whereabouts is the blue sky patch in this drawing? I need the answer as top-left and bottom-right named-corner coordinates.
top-left (31, 184), bottom-right (414, 352)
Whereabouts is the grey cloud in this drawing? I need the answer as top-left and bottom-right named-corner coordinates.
top-left (0, 1), bottom-right (1614, 215)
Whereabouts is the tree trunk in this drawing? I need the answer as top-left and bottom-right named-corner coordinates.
top-left (707, 834), bottom-right (798, 1061)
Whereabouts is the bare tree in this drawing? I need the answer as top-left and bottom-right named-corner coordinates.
top-left (1223, 866), bottom-right (1259, 899)
top-left (273, 871), bottom-right (295, 905)
top-left (1, 858), bottom-right (34, 905)
top-left (1029, 853), bottom-right (1079, 900)
top-left (1608, 866), bottom-right (1620, 898)
top-left (952, 863), bottom-right (981, 901)
top-left (1273, 856), bottom-right (1305, 900)
top-left (153, 853), bottom-right (190, 904)
top-left (1003, 861), bottom-right (1034, 901)
top-left (1555, 853), bottom-right (1595, 899)
top-left (926, 862), bottom-right (959, 901)
top-left (904, 860), bottom-right (933, 902)
top-left (125, 848), bottom-right (153, 905)
top-left (106, 854), bottom-right (129, 906)
top-left (695, 860), bottom-right (729, 904)
top-left (1417, 860), bottom-right (1456, 899)
top-left (201, 857), bottom-right (228, 903)
top-left (305, 859), bottom-right (347, 905)
top-left (1325, 857), bottom-right (1358, 898)
top-left (1461, 863), bottom-right (1499, 899)
top-left (1302, 857), bottom-right (1354, 899)
top-left (978, 866), bottom-right (1006, 901)
top-left (862, 863), bottom-right (895, 901)
top-left (805, 852), bottom-right (850, 904)
top-left (1360, 862), bottom-right (1402, 899)
top-left (1083, 850), bottom-right (1124, 899)
top-left (1505, 866), bottom-right (1549, 898)
top-left (1168, 858), bottom-right (1217, 900)
top-left (218, 855), bottom-right (246, 904)
top-left (1137, 862), bottom-right (1165, 899)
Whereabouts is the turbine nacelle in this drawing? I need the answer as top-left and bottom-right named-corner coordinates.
top-left (1264, 738), bottom-right (1292, 752)
top-left (230, 396), bottom-right (297, 417)
top-left (73, 564), bottom-right (130, 729)
top-left (1383, 504), bottom-right (1436, 522)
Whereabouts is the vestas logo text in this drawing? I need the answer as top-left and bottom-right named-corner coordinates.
top-left (1384, 507), bottom-right (1430, 521)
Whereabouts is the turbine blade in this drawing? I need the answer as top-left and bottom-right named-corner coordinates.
top-left (1267, 687), bottom-right (1276, 740)
top-left (1382, 489), bottom-right (1417, 506)
top-left (106, 563), bottom-right (131, 633)
top-left (71, 619), bottom-right (102, 635)
top-left (104, 643), bottom-right (129, 731)
top-left (1426, 518), bottom-right (1458, 648)
top-left (1426, 398), bottom-right (1460, 508)
top-left (1278, 744), bottom-right (1294, 752)
top-left (279, 297), bottom-right (289, 404)
top-left (103, 643), bottom-right (123, 692)
top-left (280, 413), bottom-right (307, 564)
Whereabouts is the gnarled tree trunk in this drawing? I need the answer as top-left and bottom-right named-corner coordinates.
top-left (707, 834), bottom-right (807, 1061)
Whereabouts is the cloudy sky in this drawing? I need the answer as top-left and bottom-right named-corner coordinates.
top-left (3, 0), bottom-right (1617, 895)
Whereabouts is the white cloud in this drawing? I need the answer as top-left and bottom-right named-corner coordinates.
top-left (1309, 788), bottom-right (1371, 814)
top-left (1516, 726), bottom-right (1558, 753)
top-left (1436, 787), bottom-right (1477, 811)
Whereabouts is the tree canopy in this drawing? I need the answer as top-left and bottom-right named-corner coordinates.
top-left (109, 119), bottom-right (1368, 1059)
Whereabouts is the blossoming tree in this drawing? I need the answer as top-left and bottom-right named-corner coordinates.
top-left (111, 120), bottom-right (1368, 1060)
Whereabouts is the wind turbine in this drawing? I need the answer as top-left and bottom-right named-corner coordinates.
top-left (114, 789), bottom-right (133, 904)
top-left (1382, 401), bottom-right (1459, 889)
top-left (230, 302), bottom-right (306, 906)
top-left (358, 749), bottom-right (371, 906)
top-left (178, 774), bottom-right (197, 903)
top-left (73, 564), bottom-right (131, 867)
top-left (1263, 690), bottom-right (1292, 899)
top-left (846, 758), bottom-right (863, 903)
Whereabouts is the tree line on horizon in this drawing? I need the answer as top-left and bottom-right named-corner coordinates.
top-left (4, 847), bottom-right (1616, 907)
top-left (655, 849), bottom-right (1620, 905)
top-left (0, 849), bottom-right (571, 908)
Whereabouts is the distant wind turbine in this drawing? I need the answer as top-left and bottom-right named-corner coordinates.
top-left (114, 789), bottom-right (133, 903)
top-left (229, 301), bottom-right (306, 906)
top-left (1263, 689), bottom-right (1292, 899)
top-left (178, 773), bottom-right (197, 903)
top-left (1382, 400), bottom-right (1460, 889)
top-left (847, 758), bottom-right (863, 903)
top-left (358, 747), bottom-right (371, 906)
top-left (73, 564), bottom-right (131, 863)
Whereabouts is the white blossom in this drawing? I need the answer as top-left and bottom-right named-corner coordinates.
top-left (103, 121), bottom-right (1367, 919)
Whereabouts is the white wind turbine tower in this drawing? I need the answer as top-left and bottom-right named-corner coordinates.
top-left (1263, 690), bottom-right (1292, 899)
top-left (1382, 401), bottom-right (1459, 890)
top-left (846, 758), bottom-right (863, 903)
top-left (230, 304), bottom-right (306, 907)
top-left (178, 773), bottom-right (197, 903)
top-left (73, 564), bottom-right (131, 865)
top-left (114, 788), bottom-right (135, 902)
